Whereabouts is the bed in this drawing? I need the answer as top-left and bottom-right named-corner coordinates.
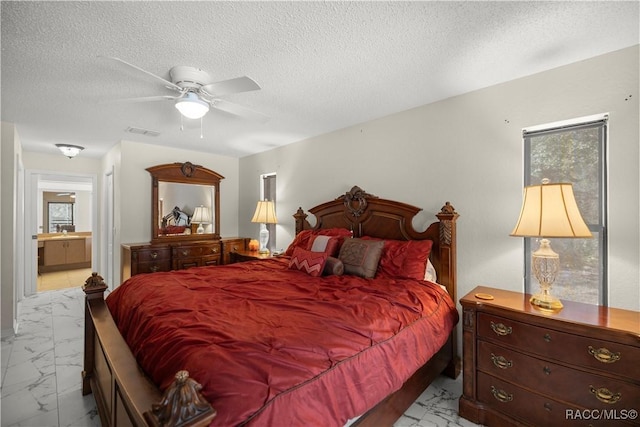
top-left (82, 186), bottom-right (460, 426)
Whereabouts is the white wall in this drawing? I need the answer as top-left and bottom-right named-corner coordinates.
top-left (239, 45), bottom-right (640, 312)
top-left (1, 123), bottom-right (22, 335)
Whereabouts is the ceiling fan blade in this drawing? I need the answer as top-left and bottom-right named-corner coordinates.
top-left (100, 95), bottom-right (182, 104)
top-left (211, 99), bottom-right (269, 123)
top-left (100, 56), bottom-right (183, 92)
top-left (201, 76), bottom-right (261, 97)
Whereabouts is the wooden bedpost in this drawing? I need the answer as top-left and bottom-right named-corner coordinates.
top-left (82, 272), bottom-right (108, 396)
top-left (144, 370), bottom-right (217, 427)
top-left (435, 202), bottom-right (460, 378)
top-left (294, 207), bottom-right (309, 234)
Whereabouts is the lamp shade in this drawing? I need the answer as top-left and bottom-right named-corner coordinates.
top-left (251, 200), bottom-right (278, 224)
top-left (175, 93), bottom-right (210, 119)
top-left (510, 182), bottom-right (592, 238)
top-left (55, 144), bottom-right (84, 158)
top-left (191, 206), bottom-right (211, 224)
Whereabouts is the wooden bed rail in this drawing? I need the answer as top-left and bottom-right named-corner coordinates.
top-left (82, 273), bottom-right (216, 426)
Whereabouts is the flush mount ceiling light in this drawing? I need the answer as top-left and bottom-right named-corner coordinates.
top-left (175, 92), bottom-right (210, 119)
top-left (55, 144), bottom-right (85, 159)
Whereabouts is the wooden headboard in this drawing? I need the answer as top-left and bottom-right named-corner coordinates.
top-left (293, 185), bottom-right (459, 303)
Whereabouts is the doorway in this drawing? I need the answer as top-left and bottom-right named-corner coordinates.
top-left (261, 173), bottom-right (276, 252)
top-left (25, 171), bottom-right (97, 296)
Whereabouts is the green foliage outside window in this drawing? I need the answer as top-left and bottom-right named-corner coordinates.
top-left (525, 121), bottom-right (606, 305)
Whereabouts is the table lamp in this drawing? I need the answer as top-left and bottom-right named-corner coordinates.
top-left (191, 206), bottom-right (211, 234)
top-left (251, 200), bottom-right (278, 254)
top-left (510, 179), bottom-right (592, 311)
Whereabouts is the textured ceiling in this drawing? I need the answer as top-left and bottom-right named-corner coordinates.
top-left (2, 1), bottom-right (638, 158)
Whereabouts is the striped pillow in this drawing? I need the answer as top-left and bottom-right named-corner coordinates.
top-left (289, 247), bottom-right (328, 277)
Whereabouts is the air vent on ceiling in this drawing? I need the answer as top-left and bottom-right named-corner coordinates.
top-left (125, 126), bottom-right (160, 137)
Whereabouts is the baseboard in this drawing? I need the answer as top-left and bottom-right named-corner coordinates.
top-left (1, 327), bottom-right (15, 339)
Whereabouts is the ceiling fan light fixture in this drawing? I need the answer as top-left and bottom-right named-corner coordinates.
top-left (175, 92), bottom-right (209, 119)
top-left (55, 144), bottom-right (84, 158)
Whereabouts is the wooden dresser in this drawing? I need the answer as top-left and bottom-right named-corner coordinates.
top-left (121, 238), bottom-right (248, 283)
top-left (220, 237), bottom-right (249, 265)
top-left (121, 242), bottom-right (171, 281)
top-left (459, 286), bottom-right (640, 427)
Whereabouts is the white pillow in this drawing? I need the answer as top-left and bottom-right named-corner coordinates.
top-left (424, 259), bottom-right (437, 283)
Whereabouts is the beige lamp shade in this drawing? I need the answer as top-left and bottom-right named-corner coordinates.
top-left (191, 206), bottom-right (211, 234)
top-left (251, 200), bottom-right (278, 224)
top-left (510, 182), bottom-right (592, 238)
top-left (191, 206), bottom-right (211, 224)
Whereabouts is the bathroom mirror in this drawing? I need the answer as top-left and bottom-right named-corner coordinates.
top-left (147, 162), bottom-right (223, 243)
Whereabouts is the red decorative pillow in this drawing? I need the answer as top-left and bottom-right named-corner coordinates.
top-left (285, 230), bottom-right (314, 256)
top-left (361, 237), bottom-right (433, 280)
top-left (288, 247), bottom-right (328, 277)
top-left (285, 228), bottom-right (352, 256)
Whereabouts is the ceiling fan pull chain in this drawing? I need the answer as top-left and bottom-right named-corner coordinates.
top-left (200, 117), bottom-right (204, 139)
top-left (180, 114), bottom-right (184, 131)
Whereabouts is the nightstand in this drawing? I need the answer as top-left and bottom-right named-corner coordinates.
top-left (459, 286), bottom-right (640, 427)
top-left (229, 250), bottom-right (273, 263)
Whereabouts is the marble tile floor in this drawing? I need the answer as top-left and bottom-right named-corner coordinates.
top-left (1, 287), bottom-right (482, 427)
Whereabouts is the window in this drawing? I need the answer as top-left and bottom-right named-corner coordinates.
top-left (261, 173), bottom-right (277, 251)
top-left (48, 202), bottom-right (75, 233)
top-left (523, 115), bottom-right (607, 305)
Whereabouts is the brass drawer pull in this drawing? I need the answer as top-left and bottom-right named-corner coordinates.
top-left (150, 265), bottom-right (159, 272)
top-left (182, 250), bottom-right (189, 256)
top-left (150, 252), bottom-right (158, 259)
top-left (543, 366), bottom-right (551, 375)
top-left (589, 386), bottom-right (621, 404)
top-left (490, 321), bottom-right (512, 336)
top-left (588, 346), bottom-right (621, 364)
top-left (490, 386), bottom-right (513, 403)
top-left (211, 247), bottom-right (218, 253)
top-left (543, 333), bottom-right (552, 343)
top-left (490, 353), bottom-right (513, 369)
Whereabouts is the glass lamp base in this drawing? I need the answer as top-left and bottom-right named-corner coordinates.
top-left (258, 226), bottom-right (270, 254)
top-left (530, 292), bottom-right (563, 311)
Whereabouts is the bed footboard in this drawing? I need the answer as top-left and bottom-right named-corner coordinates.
top-left (82, 273), bottom-right (216, 427)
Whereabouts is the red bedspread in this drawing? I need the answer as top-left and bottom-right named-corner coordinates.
top-left (106, 257), bottom-right (458, 426)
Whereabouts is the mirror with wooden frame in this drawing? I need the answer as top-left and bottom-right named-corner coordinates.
top-left (147, 162), bottom-right (223, 243)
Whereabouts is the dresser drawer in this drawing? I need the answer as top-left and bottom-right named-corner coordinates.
top-left (478, 340), bottom-right (640, 411)
top-left (477, 372), bottom-right (633, 427)
top-left (201, 255), bottom-right (220, 267)
top-left (477, 312), bottom-right (640, 381)
top-left (132, 248), bottom-right (171, 263)
top-left (221, 238), bottom-right (247, 264)
top-left (134, 261), bottom-right (171, 275)
top-left (173, 243), bottom-right (220, 259)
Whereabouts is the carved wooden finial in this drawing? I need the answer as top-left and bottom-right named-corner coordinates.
top-left (83, 272), bottom-right (105, 289)
top-left (439, 202), bottom-right (457, 215)
top-left (83, 272), bottom-right (107, 297)
top-left (145, 370), bottom-right (216, 427)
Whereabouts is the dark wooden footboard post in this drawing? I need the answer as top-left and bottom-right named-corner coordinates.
top-left (82, 272), bottom-right (108, 396)
top-left (436, 202), bottom-right (461, 378)
top-left (144, 370), bottom-right (217, 427)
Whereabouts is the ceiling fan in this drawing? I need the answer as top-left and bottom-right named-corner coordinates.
top-left (101, 56), bottom-right (269, 123)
